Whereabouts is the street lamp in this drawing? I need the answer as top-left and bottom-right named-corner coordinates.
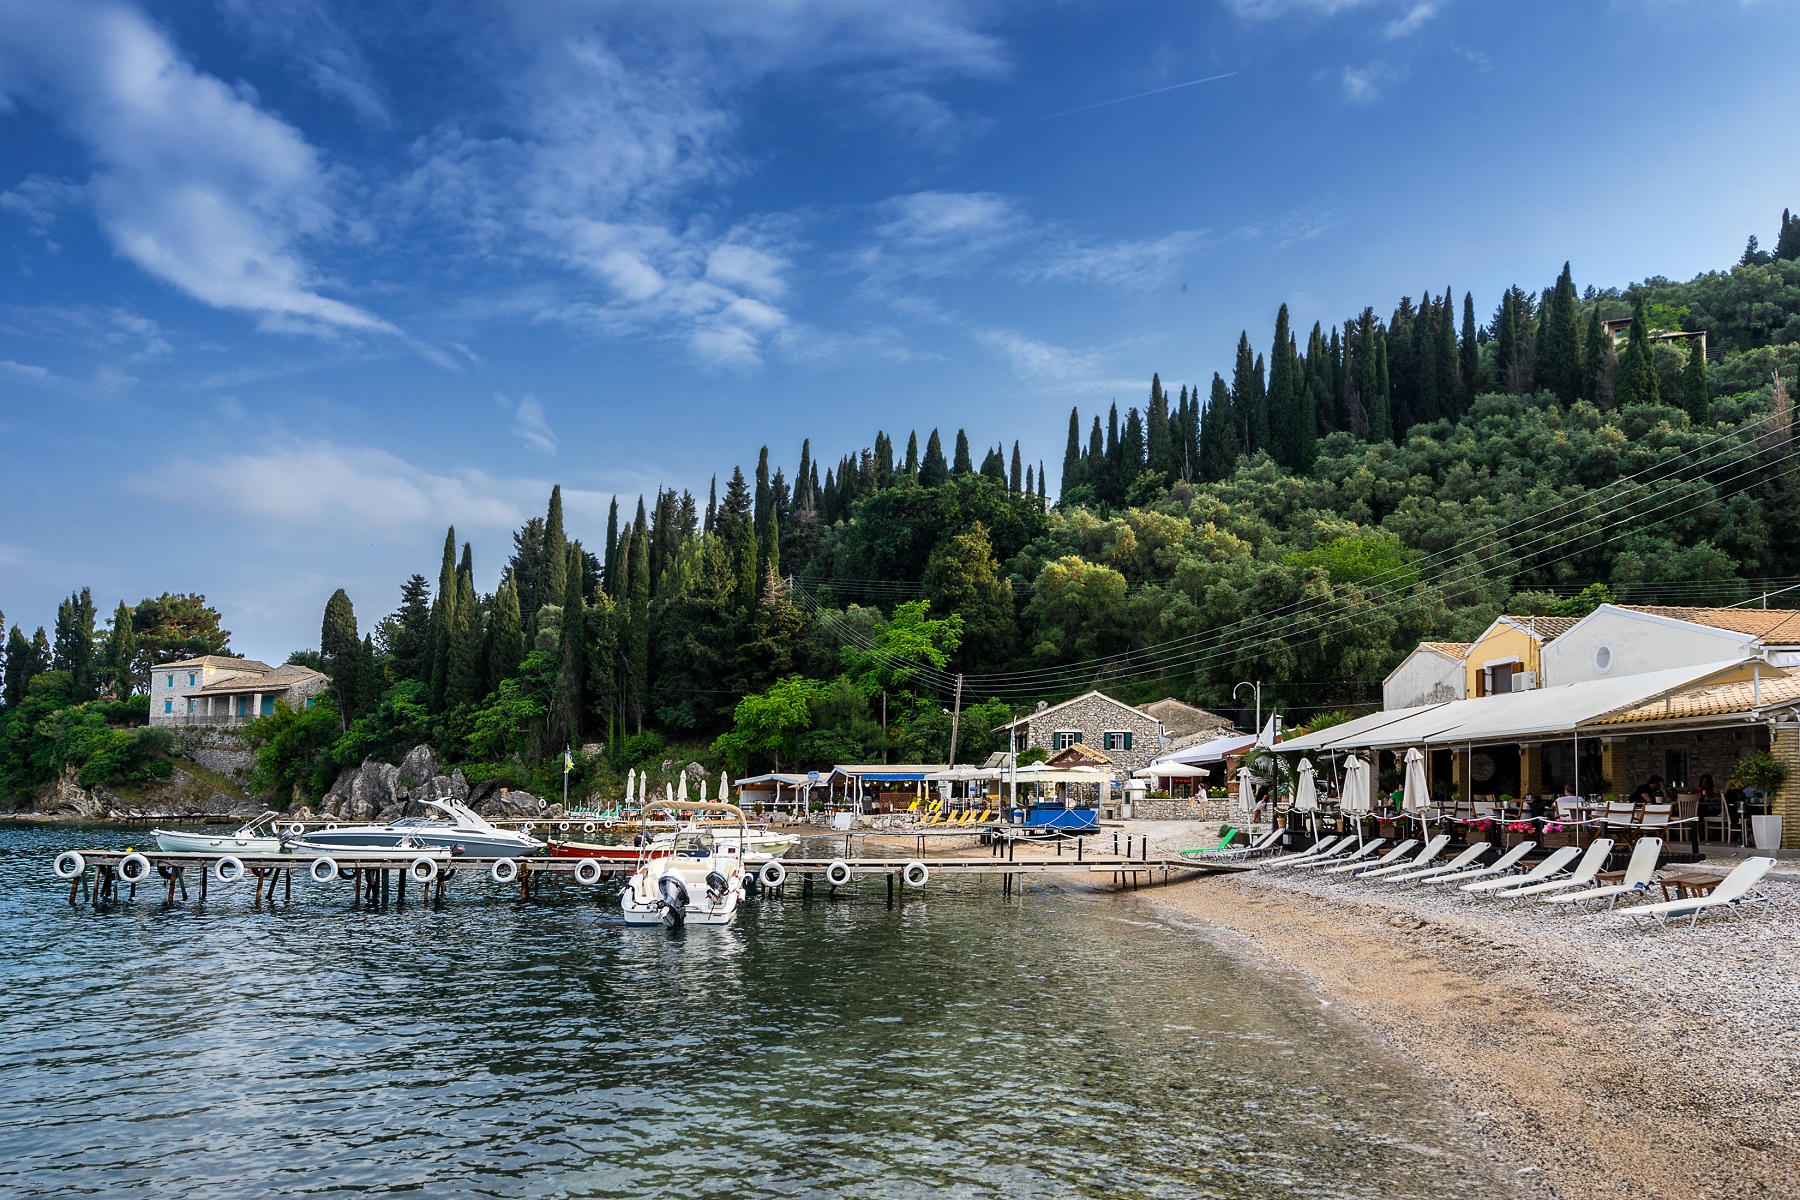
top-left (1233, 680), bottom-right (1262, 733)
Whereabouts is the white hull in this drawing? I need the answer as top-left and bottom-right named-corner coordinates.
top-left (621, 845), bottom-right (746, 926)
top-left (153, 831), bottom-right (282, 855)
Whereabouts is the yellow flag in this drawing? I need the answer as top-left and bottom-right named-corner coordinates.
top-left (563, 750), bottom-right (573, 774)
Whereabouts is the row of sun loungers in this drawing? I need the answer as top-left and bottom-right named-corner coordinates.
top-left (1255, 830), bottom-right (1780, 929)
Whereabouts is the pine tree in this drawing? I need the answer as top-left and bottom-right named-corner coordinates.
top-left (1061, 408), bottom-right (1083, 496)
top-left (625, 518), bottom-right (650, 733)
top-left (1010, 441), bottom-right (1023, 493)
top-left (4, 625), bottom-right (41, 708)
top-left (1459, 291), bottom-right (1478, 410)
top-left (103, 599), bottom-right (136, 697)
top-left (52, 588), bottom-right (97, 699)
top-left (602, 497), bottom-right (619, 596)
top-left (321, 588), bottom-right (360, 727)
top-left (1615, 296), bottom-right (1662, 408)
top-left (1202, 373), bottom-right (1237, 480)
top-left (541, 485), bottom-right (567, 606)
top-left (485, 577), bottom-right (524, 692)
top-left (1146, 374), bottom-right (1172, 476)
top-left (1681, 334), bottom-right (1709, 421)
top-left (920, 429), bottom-right (949, 486)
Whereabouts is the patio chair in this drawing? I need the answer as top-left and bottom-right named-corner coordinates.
top-left (1179, 826), bottom-right (1242, 856)
top-left (1495, 838), bottom-right (1615, 900)
top-left (1353, 834), bottom-right (1452, 881)
top-left (1601, 801), bottom-right (1641, 841)
top-left (1417, 840), bottom-right (1536, 887)
top-left (1322, 838), bottom-right (1419, 875)
top-left (1543, 837), bottom-right (1663, 912)
top-left (1257, 834), bottom-right (1345, 869)
top-left (1459, 845), bottom-right (1581, 895)
top-left (1378, 841), bottom-right (1492, 886)
top-left (1287, 837), bottom-right (1389, 871)
top-left (1614, 856), bottom-right (1780, 929)
top-left (1700, 799), bottom-right (1734, 845)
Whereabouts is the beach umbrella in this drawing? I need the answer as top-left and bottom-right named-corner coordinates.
top-left (1402, 747), bottom-right (1431, 833)
top-left (720, 769), bottom-right (730, 802)
top-left (1295, 757), bottom-right (1318, 839)
top-left (700, 777), bottom-right (709, 803)
top-left (626, 768), bottom-right (636, 805)
top-left (678, 773), bottom-right (689, 802)
top-left (1342, 755), bottom-right (1371, 845)
top-left (1237, 764), bottom-right (1257, 827)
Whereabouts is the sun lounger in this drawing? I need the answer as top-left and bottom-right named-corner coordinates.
top-left (1614, 856), bottom-right (1779, 929)
top-left (1497, 838), bottom-right (1615, 900)
top-left (1379, 841), bottom-right (1491, 885)
top-left (1543, 837), bottom-right (1663, 912)
top-left (1185, 827), bottom-right (1282, 859)
top-left (1420, 840), bottom-right (1535, 887)
top-left (1353, 834), bottom-right (1452, 881)
top-left (1258, 835), bottom-right (1345, 869)
top-left (1180, 826), bottom-right (1242, 856)
top-left (1460, 845), bottom-right (1581, 895)
top-left (1323, 838), bottom-right (1418, 875)
top-left (1292, 837), bottom-right (1389, 870)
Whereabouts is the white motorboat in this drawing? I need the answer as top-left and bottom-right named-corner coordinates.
top-left (152, 811), bottom-right (288, 855)
top-left (621, 802), bottom-right (749, 927)
top-left (292, 799), bottom-right (544, 859)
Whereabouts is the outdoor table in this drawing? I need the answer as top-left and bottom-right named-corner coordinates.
top-left (1656, 872), bottom-right (1722, 901)
top-left (1595, 870), bottom-right (1626, 886)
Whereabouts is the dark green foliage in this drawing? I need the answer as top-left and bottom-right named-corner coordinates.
top-left (1616, 296), bottom-right (1662, 408)
top-left (320, 588), bottom-right (361, 727)
top-left (129, 593), bottom-right (230, 665)
top-left (429, 526), bottom-right (457, 711)
top-left (1536, 263), bottom-right (1582, 402)
top-left (924, 520), bottom-right (1015, 670)
top-left (383, 575), bottom-right (433, 684)
top-left (1778, 208), bottom-right (1800, 262)
top-left (485, 578), bottom-right (525, 692)
top-left (53, 588), bottom-right (98, 700)
top-left (625, 518), bottom-right (650, 731)
top-left (101, 600), bottom-right (136, 698)
top-left (542, 484), bottom-right (568, 606)
top-left (1201, 373), bottom-right (1237, 482)
top-left (920, 429), bottom-right (949, 487)
top-left (1460, 292), bottom-right (1479, 407)
top-left (245, 695), bottom-right (342, 800)
top-left (446, 547), bottom-right (483, 710)
top-left (952, 429), bottom-right (973, 476)
top-left (1582, 302), bottom-right (1613, 405)
top-left (603, 498), bottom-right (619, 595)
top-left (4, 625), bottom-right (43, 708)
top-left (1266, 305), bottom-right (1299, 467)
top-left (1681, 335), bottom-right (1709, 420)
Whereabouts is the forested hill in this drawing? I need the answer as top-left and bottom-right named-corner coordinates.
top-left (5, 208), bottom-right (1800, 803)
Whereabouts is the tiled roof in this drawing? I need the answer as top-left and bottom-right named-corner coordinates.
top-left (196, 663), bottom-right (325, 694)
top-left (1416, 641), bottom-right (1471, 659)
top-left (1592, 673), bottom-right (1800, 726)
top-left (1501, 616), bottom-right (1580, 641)
top-left (160, 654), bottom-right (272, 671)
top-left (1614, 605), bottom-right (1800, 641)
top-left (1135, 697), bottom-right (1236, 737)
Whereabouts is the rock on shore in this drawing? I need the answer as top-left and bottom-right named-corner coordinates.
top-left (298, 746), bottom-right (550, 823)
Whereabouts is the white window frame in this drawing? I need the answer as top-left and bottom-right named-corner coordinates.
top-left (1103, 730), bottom-right (1133, 752)
top-left (1053, 730), bottom-right (1083, 750)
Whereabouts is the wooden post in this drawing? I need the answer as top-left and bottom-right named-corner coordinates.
top-left (199, 865), bottom-right (208, 904)
top-left (284, 868), bottom-right (292, 903)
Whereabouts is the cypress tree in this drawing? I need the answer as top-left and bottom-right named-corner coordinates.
top-left (602, 497), bottom-right (619, 597)
top-left (553, 542), bottom-right (587, 745)
top-left (754, 447), bottom-right (771, 541)
top-left (4, 625), bottom-right (41, 708)
top-left (1416, 294), bottom-right (1441, 424)
top-left (1436, 287), bottom-right (1459, 414)
top-left (1615, 296), bottom-right (1661, 408)
top-left (356, 634), bottom-right (381, 719)
top-left (1582, 303), bottom-right (1612, 405)
top-left (429, 526), bottom-right (456, 711)
top-left (1681, 334), bottom-right (1709, 421)
top-left (486, 577), bottom-right (524, 691)
top-left (625, 518), bottom-right (649, 733)
top-left (874, 433), bottom-right (894, 487)
top-left (1087, 415), bottom-right (1104, 471)
top-left (1251, 354), bottom-right (1270, 454)
top-left (1296, 378), bottom-right (1319, 473)
top-left (705, 475), bottom-right (717, 534)
top-left (541, 485), bottom-right (567, 606)
top-left (1121, 407), bottom-right (1146, 492)
top-left (1146, 374), bottom-right (1172, 475)
top-left (1496, 289), bottom-right (1520, 393)
top-left (1025, 463), bottom-right (1034, 499)
top-left (103, 599), bottom-right (136, 697)
top-left (1304, 322), bottom-right (1333, 433)
top-left (1037, 462), bottom-right (1046, 503)
top-left (52, 588), bottom-right (97, 700)
top-left (978, 446), bottom-right (1005, 482)
top-left (446, 547), bottom-right (482, 709)
top-left (952, 429), bottom-right (974, 475)
top-left (1776, 208), bottom-right (1800, 261)
top-left (1202, 373), bottom-right (1237, 481)
top-left (1536, 263), bottom-right (1581, 402)
top-left (1060, 409), bottom-right (1082, 496)
top-left (1230, 332), bottom-right (1256, 454)
top-left (1103, 402), bottom-right (1121, 503)
top-left (796, 439), bottom-right (813, 508)
top-left (1374, 329), bottom-right (1393, 442)
top-left (321, 588), bottom-right (360, 725)
top-left (1009, 441), bottom-right (1023, 493)
top-left (920, 429), bottom-right (949, 486)
top-left (1267, 305), bottom-right (1297, 466)
top-left (904, 431), bottom-right (919, 476)
top-left (1459, 291), bottom-right (1479, 409)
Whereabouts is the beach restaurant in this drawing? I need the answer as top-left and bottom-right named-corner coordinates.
top-left (1274, 657), bottom-right (1799, 849)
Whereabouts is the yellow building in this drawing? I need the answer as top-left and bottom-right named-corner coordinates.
top-left (1462, 615), bottom-right (1579, 698)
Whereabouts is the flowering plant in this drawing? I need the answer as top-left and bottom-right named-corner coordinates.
top-left (1544, 822), bottom-right (1566, 833)
top-left (1506, 821), bottom-right (1535, 833)
top-left (1468, 818), bottom-right (1493, 831)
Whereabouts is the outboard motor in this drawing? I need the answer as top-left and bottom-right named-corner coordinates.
top-left (657, 873), bottom-right (690, 927)
top-left (705, 870), bottom-right (728, 904)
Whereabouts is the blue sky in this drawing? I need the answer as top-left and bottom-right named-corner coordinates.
top-left (2, 0), bottom-right (1798, 658)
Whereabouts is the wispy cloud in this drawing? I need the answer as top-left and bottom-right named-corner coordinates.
top-left (0, 0), bottom-right (393, 336)
top-left (215, 0), bottom-right (391, 126)
top-left (0, 359), bottom-right (50, 381)
top-left (0, 174), bottom-right (83, 239)
top-left (499, 392), bottom-right (557, 454)
top-left (0, 303), bottom-right (171, 360)
top-left (1383, 2), bottom-right (1439, 37)
top-left (1340, 62), bottom-right (1402, 104)
top-left (971, 328), bottom-right (1143, 394)
top-left (1222, 0), bottom-right (1385, 17)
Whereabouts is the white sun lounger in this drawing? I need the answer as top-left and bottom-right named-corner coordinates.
top-left (1354, 834), bottom-right (1451, 881)
top-left (1258, 835), bottom-right (1344, 869)
top-left (1293, 837), bottom-right (1388, 871)
top-left (1195, 827), bottom-right (1285, 861)
top-left (1380, 841), bottom-right (1491, 885)
top-left (1419, 841), bottom-right (1535, 887)
top-left (1323, 838), bottom-right (1418, 875)
top-left (1460, 845), bottom-right (1581, 895)
top-left (1543, 838), bottom-right (1662, 912)
top-left (1499, 838), bottom-right (1615, 901)
top-left (1614, 856), bottom-right (1780, 929)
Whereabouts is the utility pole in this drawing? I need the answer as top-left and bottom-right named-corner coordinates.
top-left (946, 674), bottom-right (965, 769)
top-left (881, 690), bottom-right (888, 764)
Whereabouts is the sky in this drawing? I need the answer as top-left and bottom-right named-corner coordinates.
top-left (2, 0), bottom-right (1799, 659)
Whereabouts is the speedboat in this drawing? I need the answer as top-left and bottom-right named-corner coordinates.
top-left (621, 803), bottom-right (749, 927)
top-left (553, 823), bottom-right (792, 865)
top-left (153, 811), bottom-right (289, 855)
top-left (292, 799), bottom-right (544, 859)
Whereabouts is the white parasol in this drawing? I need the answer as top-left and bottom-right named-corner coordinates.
top-left (677, 773), bottom-right (689, 802)
top-left (1402, 746), bottom-right (1432, 833)
top-left (1342, 754), bottom-right (1371, 845)
top-left (626, 768), bottom-right (636, 806)
top-left (1237, 764), bottom-right (1257, 827)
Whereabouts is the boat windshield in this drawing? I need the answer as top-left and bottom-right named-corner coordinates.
top-left (673, 831), bottom-right (714, 858)
top-left (388, 817), bottom-right (445, 829)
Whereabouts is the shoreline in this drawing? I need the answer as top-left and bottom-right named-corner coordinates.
top-left (1143, 844), bottom-right (1800, 1200)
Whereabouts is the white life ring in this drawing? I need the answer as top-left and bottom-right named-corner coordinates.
top-left (53, 851), bottom-right (85, 880)
top-left (903, 861), bottom-right (929, 887)
top-left (825, 859), bottom-right (853, 887)
top-left (573, 858), bottom-right (602, 886)
top-left (582, 822), bottom-right (596, 834)
top-left (309, 857), bottom-right (339, 882)
top-left (214, 855), bottom-right (245, 883)
top-left (522, 823), bottom-right (535, 833)
top-left (538, 799), bottom-right (549, 811)
top-left (758, 860), bottom-right (786, 888)
top-left (118, 852), bottom-right (152, 884)
top-left (286, 823), bottom-right (306, 837)
top-left (409, 856), bottom-right (440, 883)
top-left (325, 823), bottom-right (338, 832)
top-left (558, 821), bottom-right (570, 832)
top-left (491, 858), bottom-right (519, 883)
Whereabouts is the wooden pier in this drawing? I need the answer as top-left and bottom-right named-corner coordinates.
top-left (48, 841), bottom-right (1247, 910)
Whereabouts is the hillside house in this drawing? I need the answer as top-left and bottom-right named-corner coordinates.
top-left (993, 690), bottom-right (1171, 774)
top-left (149, 656), bottom-right (329, 727)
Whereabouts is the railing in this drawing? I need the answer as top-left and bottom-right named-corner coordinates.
top-left (157, 712), bottom-right (261, 727)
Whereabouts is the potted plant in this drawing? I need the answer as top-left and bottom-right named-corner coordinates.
top-left (1730, 751), bottom-right (1788, 848)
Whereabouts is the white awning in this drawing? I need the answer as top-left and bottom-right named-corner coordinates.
top-left (1151, 732), bottom-right (1256, 766)
top-left (1133, 761), bottom-right (1217, 779)
top-left (1274, 701), bottom-right (1448, 755)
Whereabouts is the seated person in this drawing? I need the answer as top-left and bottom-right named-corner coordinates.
top-left (1626, 774), bottom-right (1664, 806)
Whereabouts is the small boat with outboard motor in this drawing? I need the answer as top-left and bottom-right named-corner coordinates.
top-left (152, 811), bottom-right (289, 855)
top-left (551, 822), bottom-right (793, 865)
top-left (621, 802), bottom-right (750, 927)
top-left (291, 798), bottom-right (544, 859)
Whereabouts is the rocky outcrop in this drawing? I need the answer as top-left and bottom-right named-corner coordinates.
top-left (30, 766), bottom-right (261, 821)
top-left (181, 731), bottom-right (257, 781)
top-left (474, 788), bottom-right (547, 818)
top-left (397, 744), bottom-right (439, 788)
top-left (315, 747), bottom-right (544, 822)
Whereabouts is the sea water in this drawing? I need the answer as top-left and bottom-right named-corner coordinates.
top-left (0, 825), bottom-right (1515, 1198)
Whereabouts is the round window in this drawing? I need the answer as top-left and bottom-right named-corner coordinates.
top-left (1594, 645), bottom-right (1613, 673)
top-left (1471, 752), bottom-right (1496, 782)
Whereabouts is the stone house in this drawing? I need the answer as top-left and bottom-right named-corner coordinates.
top-left (993, 690), bottom-right (1169, 774)
top-left (149, 655), bottom-right (329, 727)
top-left (1135, 697), bottom-right (1238, 751)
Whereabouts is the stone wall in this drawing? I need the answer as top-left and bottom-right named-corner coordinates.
top-left (1770, 727), bottom-right (1800, 849)
top-left (1131, 796), bottom-right (1231, 821)
top-left (181, 730), bottom-right (256, 781)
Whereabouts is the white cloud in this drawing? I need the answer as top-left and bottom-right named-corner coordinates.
top-left (499, 392), bottom-right (558, 454)
top-left (0, 0), bottom-right (393, 336)
top-left (215, 0), bottom-right (391, 126)
top-left (1341, 63), bottom-right (1398, 103)
top-left (1383, 2), bottom-right (1439, 37)
top-left (1031, 232), bottom-right (1206, 291)
top-left (0, 359), bottom-right (50, 380)
top-left (0, 174), bottom-right (83, 237)
top-left (971, 328), bottom-right (1142, 394)
top-left (1222, 0), bottom-right (1383, 16)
